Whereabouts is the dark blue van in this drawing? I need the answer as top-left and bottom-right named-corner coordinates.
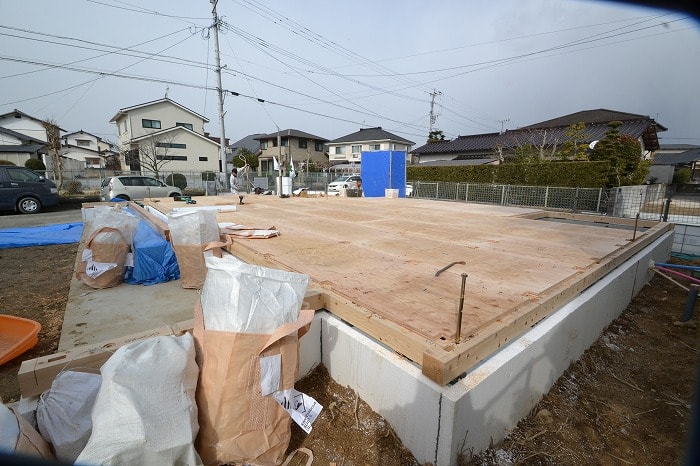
top-left (0, 166), bottom-right (59, 214)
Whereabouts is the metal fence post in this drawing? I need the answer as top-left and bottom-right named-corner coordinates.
top-left (596, 188), bottom-right (602, 213)
top-left (465, 183), bottom-right (469, 203)
top-left (572, 187), bottom-right (580, 213)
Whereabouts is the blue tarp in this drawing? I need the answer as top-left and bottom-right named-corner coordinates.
top-left (361, 150), bottom-right (407, 197)
top-left (0, 222), bottom-right (84, 249)
top-left (124, 219), bottom-right (180, 286)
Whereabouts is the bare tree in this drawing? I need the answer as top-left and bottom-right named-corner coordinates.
top-left (506, 129), bottom-right (560, 163)
top-left (136, 133), bottom-right (178, 179)
top-left (42, 119), bottom-right (63, 190)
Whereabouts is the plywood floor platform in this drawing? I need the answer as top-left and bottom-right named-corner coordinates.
top-left (145, 194), bottom-right (672, 384)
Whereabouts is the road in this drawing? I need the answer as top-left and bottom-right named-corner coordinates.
top-left (0, 204), bottom-right (84, 228)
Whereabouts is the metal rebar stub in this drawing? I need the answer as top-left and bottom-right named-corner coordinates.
top-left (435, 261), bottom-right (466, 277)
top-left (456, 272), bottom-right (468, 343)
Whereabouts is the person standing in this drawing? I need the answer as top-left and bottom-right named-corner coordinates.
top-left (229, 168), bottom-right (238, 194)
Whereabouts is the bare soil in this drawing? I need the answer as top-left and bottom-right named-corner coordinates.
top-left (1, 243), bottom-right (698, 465)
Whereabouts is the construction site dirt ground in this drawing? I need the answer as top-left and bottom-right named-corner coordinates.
top-left (0, 242), bottom-right (697, 465)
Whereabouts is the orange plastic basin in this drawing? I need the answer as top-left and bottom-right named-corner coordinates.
top-left (0, 315), bottom-right (41, 365)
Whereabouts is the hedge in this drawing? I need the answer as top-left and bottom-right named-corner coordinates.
top-left (407, 161), bottom-right (611, 188)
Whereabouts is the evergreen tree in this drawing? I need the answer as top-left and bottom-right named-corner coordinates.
top-left (590, 121), bottom-right (648, 187)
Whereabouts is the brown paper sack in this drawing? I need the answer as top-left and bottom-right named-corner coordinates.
top-left (75, 226), bottom-right (129, 289)
top-left (10, 407), bottom-right (56, 461)
top-left (172, 244), bottom-right (222, 289)
top-left (193, 299), bottom-right (315, 466)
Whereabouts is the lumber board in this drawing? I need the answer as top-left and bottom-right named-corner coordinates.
top-left (422, 220), bottom-right (673, 384)
top-left (19, 290), bottom-right (324, 398)
top-left (144, 195), bottom-right (672, 384)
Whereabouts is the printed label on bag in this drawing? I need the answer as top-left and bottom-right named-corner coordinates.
top-left (85, 260), bottom-right (118, 278)
top-left (259, 354), bottom-right (281, 396)
top-left (272, 388), bottom-right (323, 434)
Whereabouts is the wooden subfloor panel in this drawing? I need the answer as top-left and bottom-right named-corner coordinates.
top-left (146, 195), bottom-right (671, 383)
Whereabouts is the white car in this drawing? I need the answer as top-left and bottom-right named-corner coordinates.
top-left (100, 175), bottom-right (182, 201)
top-left (327, 174), bottom-right (361, 193)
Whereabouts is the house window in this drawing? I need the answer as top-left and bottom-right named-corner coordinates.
top-left (142, 119), bottom-right (161, 129)
top-left (315, 142), bottom-right (323, 151)
top-left (76, 139), bottom-right (91, 147)
top-left (261, 141), bottom-right (269, 150)
top-left (156, 142), bottom-right (187, 149)
top-left (334, 146), bottom-right (345, 155)
top-left (199, 156), bottom-right (208, 161)
top-left (157, 155), bottom-right (187, 161)
top-left (176, 122), bottom-right (194, 131)
top-left (85, 157), bottom-right (101, 168)
top-left (281, 138), bottom-right (289, 147)
top-left (298, 139), bottom-right (307, 149)
top-left (351, 144), bottom-right (361, 154)
top-left (369, 144), bottom-right (381, 151)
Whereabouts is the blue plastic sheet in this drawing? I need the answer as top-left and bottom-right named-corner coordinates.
top-left (0, 222), bottom-right (84, 249)
top-left (124, 219), bottom-right (180, 286)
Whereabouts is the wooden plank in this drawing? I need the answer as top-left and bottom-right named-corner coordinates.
top-left (127, 201), bottom-right (171, 240)
top-left (18, 290), bottom-right (324, 398)
top-left (18, 324), bottom-right (176, 398)
top-left (422, 221), bottom-right (673, 384)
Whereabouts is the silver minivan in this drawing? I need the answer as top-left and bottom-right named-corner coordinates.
top-left (100, 175), bottom-right (182, 201)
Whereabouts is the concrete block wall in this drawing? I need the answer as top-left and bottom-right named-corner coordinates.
top-left (672, 223), bottom-right (700, 256)
top-left (298, 231), bottom-right (673, 465)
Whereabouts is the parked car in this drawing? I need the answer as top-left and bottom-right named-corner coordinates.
top-left (328, 174), bottom-right (362, 193)
top-left (0, 165), bottom-right (59, 214)
top-left (100, 175), bottom-right (182, 201)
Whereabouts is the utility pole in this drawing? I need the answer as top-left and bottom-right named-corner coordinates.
top-left (428, 89), bottom-right (441, 134)
top-left (210, 0), bottom-right (228, 190)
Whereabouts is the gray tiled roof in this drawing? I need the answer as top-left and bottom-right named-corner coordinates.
top-left (329, 127), bottom-right (414, 145)
top-left (255, 129), bottom-right (329, 142)
top-left (0, 143), bottom-right (45, 153)
top-left (412, 116), bottom-right (663, 157)
top-left (653, 148), bottom-right (700, 165)
top-left (521, 108), bottom-right (667, 131)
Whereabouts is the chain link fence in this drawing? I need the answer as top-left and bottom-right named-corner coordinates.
top-left (408, 181), bottom-right (700, 226)
top-left (46, 168), bottom-right (700, 226)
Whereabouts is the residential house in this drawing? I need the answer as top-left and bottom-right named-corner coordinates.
top-left (651, 146), bottom-right (700, 183)
top-left (229, 133), bottom-right (262, 161)
top-left (0, 126), bottom-right (47, 166)
top-left (61, 130), bottom-right (118, 171)
top-left (326, 127), bottom-right (415, 171)
top-left (254, 129), bottom-right (328, 174)
top-left (109, 98), bottom-right (221, 174)
top-left (411, 109), bottom-right (666, 165)
top-left (0, 109), bottom-right (64, 168)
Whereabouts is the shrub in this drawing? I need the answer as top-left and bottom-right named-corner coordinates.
top-left (25, 158), bottom-right (46, 170)
top-left (64, 180), bottom-right (84, 194)
top-left (166, 173), bottom-right (187, 190)
top-left (0, 160), bottom-right (16, 165)
top-left (673, 167), bottom-right (692, 185)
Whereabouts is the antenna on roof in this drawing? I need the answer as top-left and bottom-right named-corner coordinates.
top-left (164, 86), bottom-right (169, 99)
top-left (498, 118), bottom-right (510, 135)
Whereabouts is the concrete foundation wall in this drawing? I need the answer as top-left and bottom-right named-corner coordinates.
top-left (298, 231), bottom-right (673, 465)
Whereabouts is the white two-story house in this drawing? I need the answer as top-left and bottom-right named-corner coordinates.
top-left (109, 98), bottom-right (221, 175)
top-left (0, 109), bottom-right (63, 168)
top-left (61, 130), bottom-right (118, 171)
top-left (326, 127), bottom-right (414, 170)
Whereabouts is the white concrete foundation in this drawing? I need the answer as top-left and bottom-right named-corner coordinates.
top-left (298, 231), bottom-right (673, 465)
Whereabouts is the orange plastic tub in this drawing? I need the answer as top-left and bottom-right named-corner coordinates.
top-left (0, 315), bottom-right (41, 365)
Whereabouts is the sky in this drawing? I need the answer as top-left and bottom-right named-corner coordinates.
top-left (1, 0), bottom-right (699, 148)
